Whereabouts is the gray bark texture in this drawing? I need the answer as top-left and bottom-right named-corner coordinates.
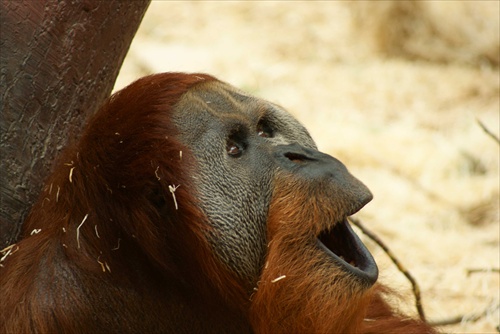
top-left (0, 0), bottom-right (151, 248)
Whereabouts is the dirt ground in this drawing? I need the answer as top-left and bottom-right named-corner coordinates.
top-left (114, 2), bottom-right (500, 333)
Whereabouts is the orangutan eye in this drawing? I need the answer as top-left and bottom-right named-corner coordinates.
top-left (227, 141), bottom-right (242, 157)
top-left (226, 125), bottom-right (247, 158)
top-left (257, 120), bottom-right (274, 138)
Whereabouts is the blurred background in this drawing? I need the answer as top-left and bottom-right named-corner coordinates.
top-left (114, 2), bottom-right (499, 332)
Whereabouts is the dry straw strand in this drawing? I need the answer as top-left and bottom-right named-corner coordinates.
top-left (76, 214), bottom-right (89, 249)
top-left (169, 184), bottom-right (180, 210)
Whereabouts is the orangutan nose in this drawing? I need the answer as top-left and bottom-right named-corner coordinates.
top-left (274, 143), bottom-right (373, 215)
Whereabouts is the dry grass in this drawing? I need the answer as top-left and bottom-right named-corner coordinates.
top-left (115, 2), bottom-right (499, 332)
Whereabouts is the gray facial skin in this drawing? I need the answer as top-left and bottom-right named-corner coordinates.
top-left (173, 81), bottom-right (315, 284)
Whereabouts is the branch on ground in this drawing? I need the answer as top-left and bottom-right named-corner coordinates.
top-left (348, 216), bottom-right (427, 321)
top-left (349, 216), bottom-right (499, 328)
top-left (476, 117), bottom-right (500, 145)
top-left (428, 302), bottom-right (499, 327)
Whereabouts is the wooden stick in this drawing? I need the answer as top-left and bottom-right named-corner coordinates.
top-left (476, 117), bottom-right (500, 145)
top-left (428, 302), bottom-right (499, 327)
top-left (348, 217), bottom-right (427, 321)
top-left (467, 268), bottom-right (500, 276)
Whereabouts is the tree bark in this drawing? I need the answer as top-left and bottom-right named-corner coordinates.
top-left (0, 0), bottom-right (151, 248)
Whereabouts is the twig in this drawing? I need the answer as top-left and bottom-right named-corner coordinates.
top-left (348, 217), bottom-right (426, 321)
top-left (467, 268), bottom-right (500, 276)
top-left (476, 118), bottom-right (500, 145)
top-left (428, 303), bottom-right (499, 327)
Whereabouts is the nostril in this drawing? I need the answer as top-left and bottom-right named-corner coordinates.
top-left (284, 152), bottom-right (313, 164)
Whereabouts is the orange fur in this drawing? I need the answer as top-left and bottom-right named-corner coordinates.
top-left (250, 177), bottom-right (437, 333)
top-left (1, 73), bottom-right (437, 333)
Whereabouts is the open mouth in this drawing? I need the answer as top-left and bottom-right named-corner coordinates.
top-left (317, 218), bottom-right (378, 286)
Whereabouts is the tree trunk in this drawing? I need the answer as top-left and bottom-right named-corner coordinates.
top-left (0, 0), bottom-right (151, 248)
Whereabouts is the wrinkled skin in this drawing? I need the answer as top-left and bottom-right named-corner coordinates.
top-left (174, 82), bottom-right (318, 283)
